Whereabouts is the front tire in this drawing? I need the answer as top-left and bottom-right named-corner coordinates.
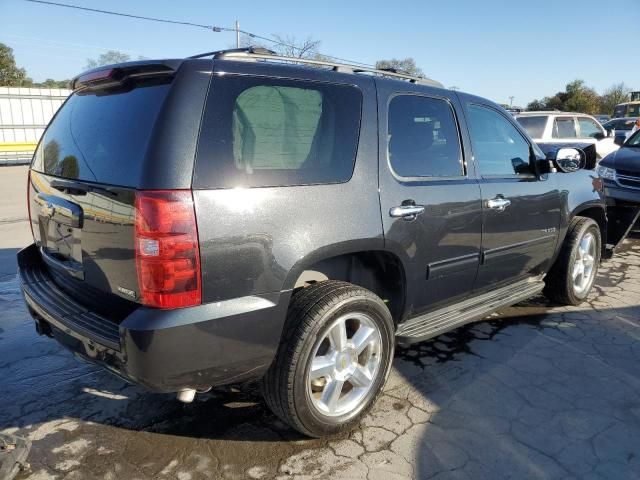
top-left (262, 281), bottom-right (394, 437)
top-left (544, 217), bottom-right (601, 305)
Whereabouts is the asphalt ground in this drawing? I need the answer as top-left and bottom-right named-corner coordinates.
top-left (1, 165), bottom-right (639, 479)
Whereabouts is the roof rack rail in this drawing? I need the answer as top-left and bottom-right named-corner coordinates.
top-left (189, 46), bottom-right (277, 59)
top-left (188, 47), bottom-right (443, 88)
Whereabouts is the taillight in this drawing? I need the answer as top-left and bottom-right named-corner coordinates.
top-left (134, 190), bottom-right (201, 309)
top-left (27, 170), bottom-right (34, 240)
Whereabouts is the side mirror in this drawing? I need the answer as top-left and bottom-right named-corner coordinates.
top-left (593, 132), bottom-right (606, 141)
top-left (553, 148), bottom-right (586, 173)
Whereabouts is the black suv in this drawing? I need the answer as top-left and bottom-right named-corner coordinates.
top-left (17, 48), bottom-right (635, 437)
top-left (598, 131), bottom-right (640, 206)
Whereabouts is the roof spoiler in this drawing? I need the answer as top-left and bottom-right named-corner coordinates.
top-left (71, 61), bottom-right (180, 91)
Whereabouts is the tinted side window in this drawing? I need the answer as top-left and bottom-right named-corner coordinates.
top-left (387, 95), bottom-right (463, 177)
top-left (195, 75), bottom-right (362, 188)
top-left (578, 118), bottom-right (602, 138)
top-left (467, 105), bottom-right (531, 176)
top-left (553, 117), bottom-right (577, 138)
top-left (516, 116), bottom-right (547, 138)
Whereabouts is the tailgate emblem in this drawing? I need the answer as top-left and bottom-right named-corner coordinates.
top-left (117, 286), bottom-right (137, 299)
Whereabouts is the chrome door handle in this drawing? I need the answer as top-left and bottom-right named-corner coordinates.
top-left (389, 205), bottom-right (425, 221)
top-left (486, 197), bottom-right (511, 212)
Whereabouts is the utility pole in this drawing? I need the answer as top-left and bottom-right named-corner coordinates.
top-left (509, 96), bottom-right (515, 108)
top-left (235, 20), bottom-right (240, 48)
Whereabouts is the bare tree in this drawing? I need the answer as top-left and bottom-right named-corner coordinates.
top-left (599, 82), bottom-right (632, 115)
top-left (375, 58), bottom-right (424, 77)
top-left (240, 34), bottom-right (321, 59)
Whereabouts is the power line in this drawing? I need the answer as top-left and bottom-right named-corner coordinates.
top-left (22, 0), bottom-right (376, 68)
top-left (23, 0), bottom-right (222, 30)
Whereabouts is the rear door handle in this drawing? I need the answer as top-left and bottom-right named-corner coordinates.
top-left (389, 205), bottom-right (425, 221)
top-left (486, 196), bottom-right (511, 212)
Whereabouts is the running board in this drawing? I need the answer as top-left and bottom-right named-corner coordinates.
top-left (395, 279), bottom-right (545, 346)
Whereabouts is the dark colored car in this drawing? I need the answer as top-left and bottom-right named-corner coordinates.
top-left (603, 117), bottom-right (637, 146)
top-left (18, 48), bottom-right (638, 437)
top-left (598, 131), bottom-right (640, 205)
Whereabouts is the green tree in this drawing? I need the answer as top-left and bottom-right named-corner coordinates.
top-left (0, 42), bottom-right (28, 86)
top-left (564, 80), bottom-right (599, 114)
top-left (85, 50), bottom-right (131, 70)
top-left (35, 78), bottom-right (70, 88)
top-left (375, 58), bottom-right (424, 77)
top-left (599, 82), bottom-right (631, 115)
top-left (526, 99), bottom-right (546, 111)
top-left (527, 80), bottom-right (600, 114)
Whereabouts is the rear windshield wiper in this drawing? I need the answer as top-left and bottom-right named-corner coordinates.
top-left (50, 179), bottom-right (118, 198)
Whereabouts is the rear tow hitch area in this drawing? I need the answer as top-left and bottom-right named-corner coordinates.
top-left (0, 434), bottom-right (31, 480)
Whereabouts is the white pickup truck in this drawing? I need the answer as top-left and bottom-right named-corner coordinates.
top-left (515, 112), bottom-right (619, 160)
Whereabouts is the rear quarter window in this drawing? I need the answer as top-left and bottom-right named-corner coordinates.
top-left (194, 75), bottom-right (362, 188)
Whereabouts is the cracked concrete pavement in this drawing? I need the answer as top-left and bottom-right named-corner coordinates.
top-left (1, 165), bottom-right (640, 479)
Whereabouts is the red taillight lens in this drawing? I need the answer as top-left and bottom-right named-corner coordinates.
top-left (27, 170), bottom-right (34, 240)
top-left (135, 190), bottom-right (201, 309)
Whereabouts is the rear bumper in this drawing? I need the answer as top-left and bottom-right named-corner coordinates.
top-left (18, 244), bottom-right (289, 393)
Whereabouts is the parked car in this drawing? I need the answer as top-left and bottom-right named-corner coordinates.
top-left (598, 131), bottom-right (640, 206)
top-left (613, 100), bottom-right (640, 119)
top-left (515, 112), bottom-right (618, 160)
top-left (595, 114), bottom-right (611, 124)
top-left (18, 48), bottom-right (635, 437)
top-left (602, 117), bottom-right (638, 146)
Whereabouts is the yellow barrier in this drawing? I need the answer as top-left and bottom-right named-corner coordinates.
top-left (0, 143), bottom-right (37, 152)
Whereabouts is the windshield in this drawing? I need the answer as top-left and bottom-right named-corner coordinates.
top-left (32, 80), bottom-right (171, 187)
top-left (626, 131), bottom-right (640, 147)
top-left (516, 116), bottom-right (547, 138)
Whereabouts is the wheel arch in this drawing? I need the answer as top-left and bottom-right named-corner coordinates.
top-left (284, 245), bottom-right (407, 325)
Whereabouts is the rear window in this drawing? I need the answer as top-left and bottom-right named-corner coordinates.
top-left (32, 81), bottom-right (171, 187)
top-left (194, 75), bottom-right (362, 188)
top-left (516, 116), bottom-right (547, 138)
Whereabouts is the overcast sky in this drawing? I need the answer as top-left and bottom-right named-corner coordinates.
top-left (1, 0), bottom-right (638, 106)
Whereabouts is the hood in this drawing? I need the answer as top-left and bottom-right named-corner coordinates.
top-left (600, 146), bottom-right (640, 172)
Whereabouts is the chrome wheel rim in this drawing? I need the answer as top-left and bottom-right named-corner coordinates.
top-left (573, 232), bottom-right (597, 295)
top-left (307, 312), bottom-right (382, 417)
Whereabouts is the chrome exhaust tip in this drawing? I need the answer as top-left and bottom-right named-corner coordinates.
top-left (176, 389), bottom-right (196, 403)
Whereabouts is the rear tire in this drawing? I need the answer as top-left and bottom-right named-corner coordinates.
top-left (262, 281), bottom-right (394, 437)
top-left (544, 217), bottom-right (601, 305)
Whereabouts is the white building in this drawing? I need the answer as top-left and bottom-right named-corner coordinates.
top-left (0, 87), bottom-right (71, 165)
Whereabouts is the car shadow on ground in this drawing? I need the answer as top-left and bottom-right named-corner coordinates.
top-left (2, 244), bottom-right (640, 478)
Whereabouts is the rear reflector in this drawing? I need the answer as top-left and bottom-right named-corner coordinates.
top-left (135, 190), bottom-right (201, 309)
top-left (27, 170), bottom-right (34, 240)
